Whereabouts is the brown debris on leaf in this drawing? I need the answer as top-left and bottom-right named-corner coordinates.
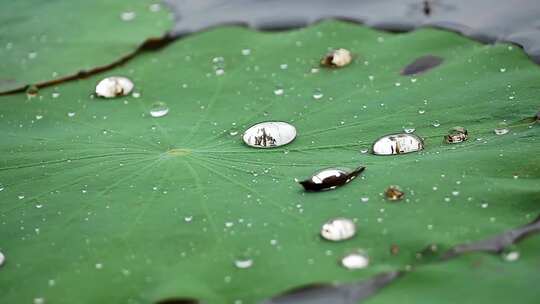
top-left (385, 186), bottom-right (405, 201)
top-left (320, 48), bottom-right (352, 68)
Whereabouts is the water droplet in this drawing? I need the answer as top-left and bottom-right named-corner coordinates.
top-left (312, 88), bottom-right (323, 100)
top-left (444, 127), bottom-right (468, 144)
top-left (120, 11), bottom-right (136, 21)
top-left (17, 195), bottom-right (25, 200)
top-left (241, 48), bottom-right (251, 56)
top-left (26, 85), bottom-right (39, 98)
top-left (341, 251), bottom-right (369, 270)
top-left (28, 52), bottom-right (37, 59)
top-left (395, 82), bottom-right (401, 87)
top-left (403, 127), bottom-right (416, 134)
top-left (385, 186), bottom-right (404, 201)
top-left (481, 203), bottom-right (488, 208)
top-left (212, 56), bottom-right (224, 63)
top-left (360, 197), bottom-right (369, 203)
top-left (95, 77), bottom-right (134, 98)
top-left (299, 167), bottom-right (365, 192)
top-left (418, 109), bottom-right (425, 114)
top-left (67, 112), bottom-right (76, 118)
top-left (242, 121), bottom-right (296, 148)
top-left (95, 263), bottom-right (103, 269)
top-left (0, 251), bottom-right (5, 267)
top-left (310, 67), bottom-right (319, 73)
top-left (33, 298), bottom-right (45, 304)
top-left (51, 92), bottom-right (60, 99)
top-left (229, 131), bottom-right (239, 136)
top-left (215, 68), bottom-right (225, 76)
top-left (132, 92), bottom-right (141, 98)
top-left (149, 3), bottom-right (161, 12)
top-left (401, 55), bottom-right (444, 75)
top-left (149, 102), bottom-right (169, 118)
top-left (359, 148), bottom-right (369, 154)
top-left (35, 203), bottom-right (43, 209)
top-left (320, 48), bottom-right (352, 68)
top-left (273, 86), bottom-right (284, 96)
top-left (494, 127), bottom-right (509, 135)
top-left (184, 216), bottom-right (193, 223)
top-left (500, 68), bottom-right (506, 73)
top-left (372, 133), bottom-right (424, 155)
top-left (432, 120), bottom-right (441, 127)
top-left (35, 115), bottom-right (43, 120)
top-left (234, 258), bottom-right (253, 269)
top-left (280, 63), bottom-right (288, 70)
top-left (320, 218), bottom-right (356, 241)
top-left (502, 250), bottom-right (519, 262)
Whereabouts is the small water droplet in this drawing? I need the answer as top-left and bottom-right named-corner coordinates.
top-left (242, 121), bottom-right (296, 148)
top-left (444, 127), bottom-right (468, 144)
top-left (500, 68), bottom-right (506, 73)
top-left (502, 250), bottom-right (519, 262)
top-left (184, 216), bottom-right (193, 223)
top-left (372, 133), bottom-right (424, 155)
top-left (35, 203), bottom-right (43, 209)
top-left (494, 128), bottom-right (509, 135)
top-left (215, 68), bottom-right (225, 76)
top-left (35, 115), bottom-right (43, 120)
top-left (320, 48), bottom-right (352, 67)
top-left (360, 197), bottom-right (369, 203)
top-left (0, 251), bottom-right (5, 267)
top-left (299, 167), bottom-right (365, 192)
top-left (280, 63), bottom-right (288, 70)
top-left (149, 102), bottom-right (169, 118)
top-left (241, 48), bottom-right (251, 56)
top-left (432, 120), bottom-right (440, 128)
top-left (95, 263), bottom-right (103, 269)
top-left (403, 127), bottom-right (416, 134)
top-left (120, 11), bottom-right (136, 21)
top-left (312, 88), bottom-right (323, 100)
top-left (149, 3), bottom-right (161, 12)
top-left (385, 186), bottom-right (404, 201)
top-left (418, 109), bottom-right (425, 114)
top-left (67, 112), bottom-right (76, 118)
top-left (321, 218), bottom-right (356, 241)
top-left (229, 131), bottom-right (239, 136)
top-left (273, 86), bottom-right (284, 96)
top-left (33, 298), bottom-right (45, 304)
top-left (451, 191), bottom-right (460, 196)
top-left (341, 251), bottom-right (369, 270)
top-left (132, 92), bottom-right (141, 98)
top-left (234, 258), bottom-right (253, 269)
top-left (310, 67), bottom-right (320, 73)
top-left (95, 77), bottom-right (134, 98)
top-left (51, 92), bottom-right (60, 99)
top-left (481, 203), bottom-right (488, 208)
top-left (18, 195), bottom-right (25, 200)
top-left (359, 148), bottom-right (369, 154)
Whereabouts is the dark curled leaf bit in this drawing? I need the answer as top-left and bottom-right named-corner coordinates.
top-left (401, 55), bottom-right (444, 75)
top-left (299, 166), bottom-right (365, 191)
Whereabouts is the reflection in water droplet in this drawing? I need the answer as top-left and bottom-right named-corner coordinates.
top-left (321, 48), bottom-right (352, 68)
top-left (234, 258), bottom-right (253, 269)
top-left (242, 121), bottom-right (296, 148)
top-left (444, 127), bottom-right (468, 144)
top-left (299, 167), bottom-right (365, 192)
top-left (312, 88), bottom-right (323, 100)
top-left (95, 77), bottom-right (134, 98)
top-left (385, 186), bottom-right (404, 201)
top-left (321, 218), bottom-right (356, 241)
top-left (341, 251), bottom-right (369, 270)
top-left (150, 102), bottom-right (169, 118)
top-left (372, 133), bottom-right (424, 155)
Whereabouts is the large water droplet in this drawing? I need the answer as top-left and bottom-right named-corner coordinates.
top-left (95, 77), bottom-right (134, 98)
top-left (321, 48), bottom-right (352, 68)
top-left (149, 102), bottom-right (169, 118)
top-left (502, 250), bottom-right (519, 262)
top-left (320, 218), bottom-right (356, 241)
top-left (385, 186), bottom-right (404, 201)
top-left (299, 167), bottom-right (365, 191)
top-left (242, 121), bottom-right (296, 148)
top-left (234, 258), bottom-right (253, 269)
top-left (372, 133), bottom-right (424, 155)
top-left (444, 127), bottom-right (468, 144)
top-left (494, 127), bottom-right (509, 135)
top-left (341, 251), bottom-right (369, 269)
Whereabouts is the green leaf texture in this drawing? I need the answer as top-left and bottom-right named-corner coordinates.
top-left (0, 21), bottom-right (539, 303)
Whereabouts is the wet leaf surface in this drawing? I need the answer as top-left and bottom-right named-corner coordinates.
top-left (0, 0), bottom-right (171, 93)
top-left (0, 21), bottom-right (539, 304)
